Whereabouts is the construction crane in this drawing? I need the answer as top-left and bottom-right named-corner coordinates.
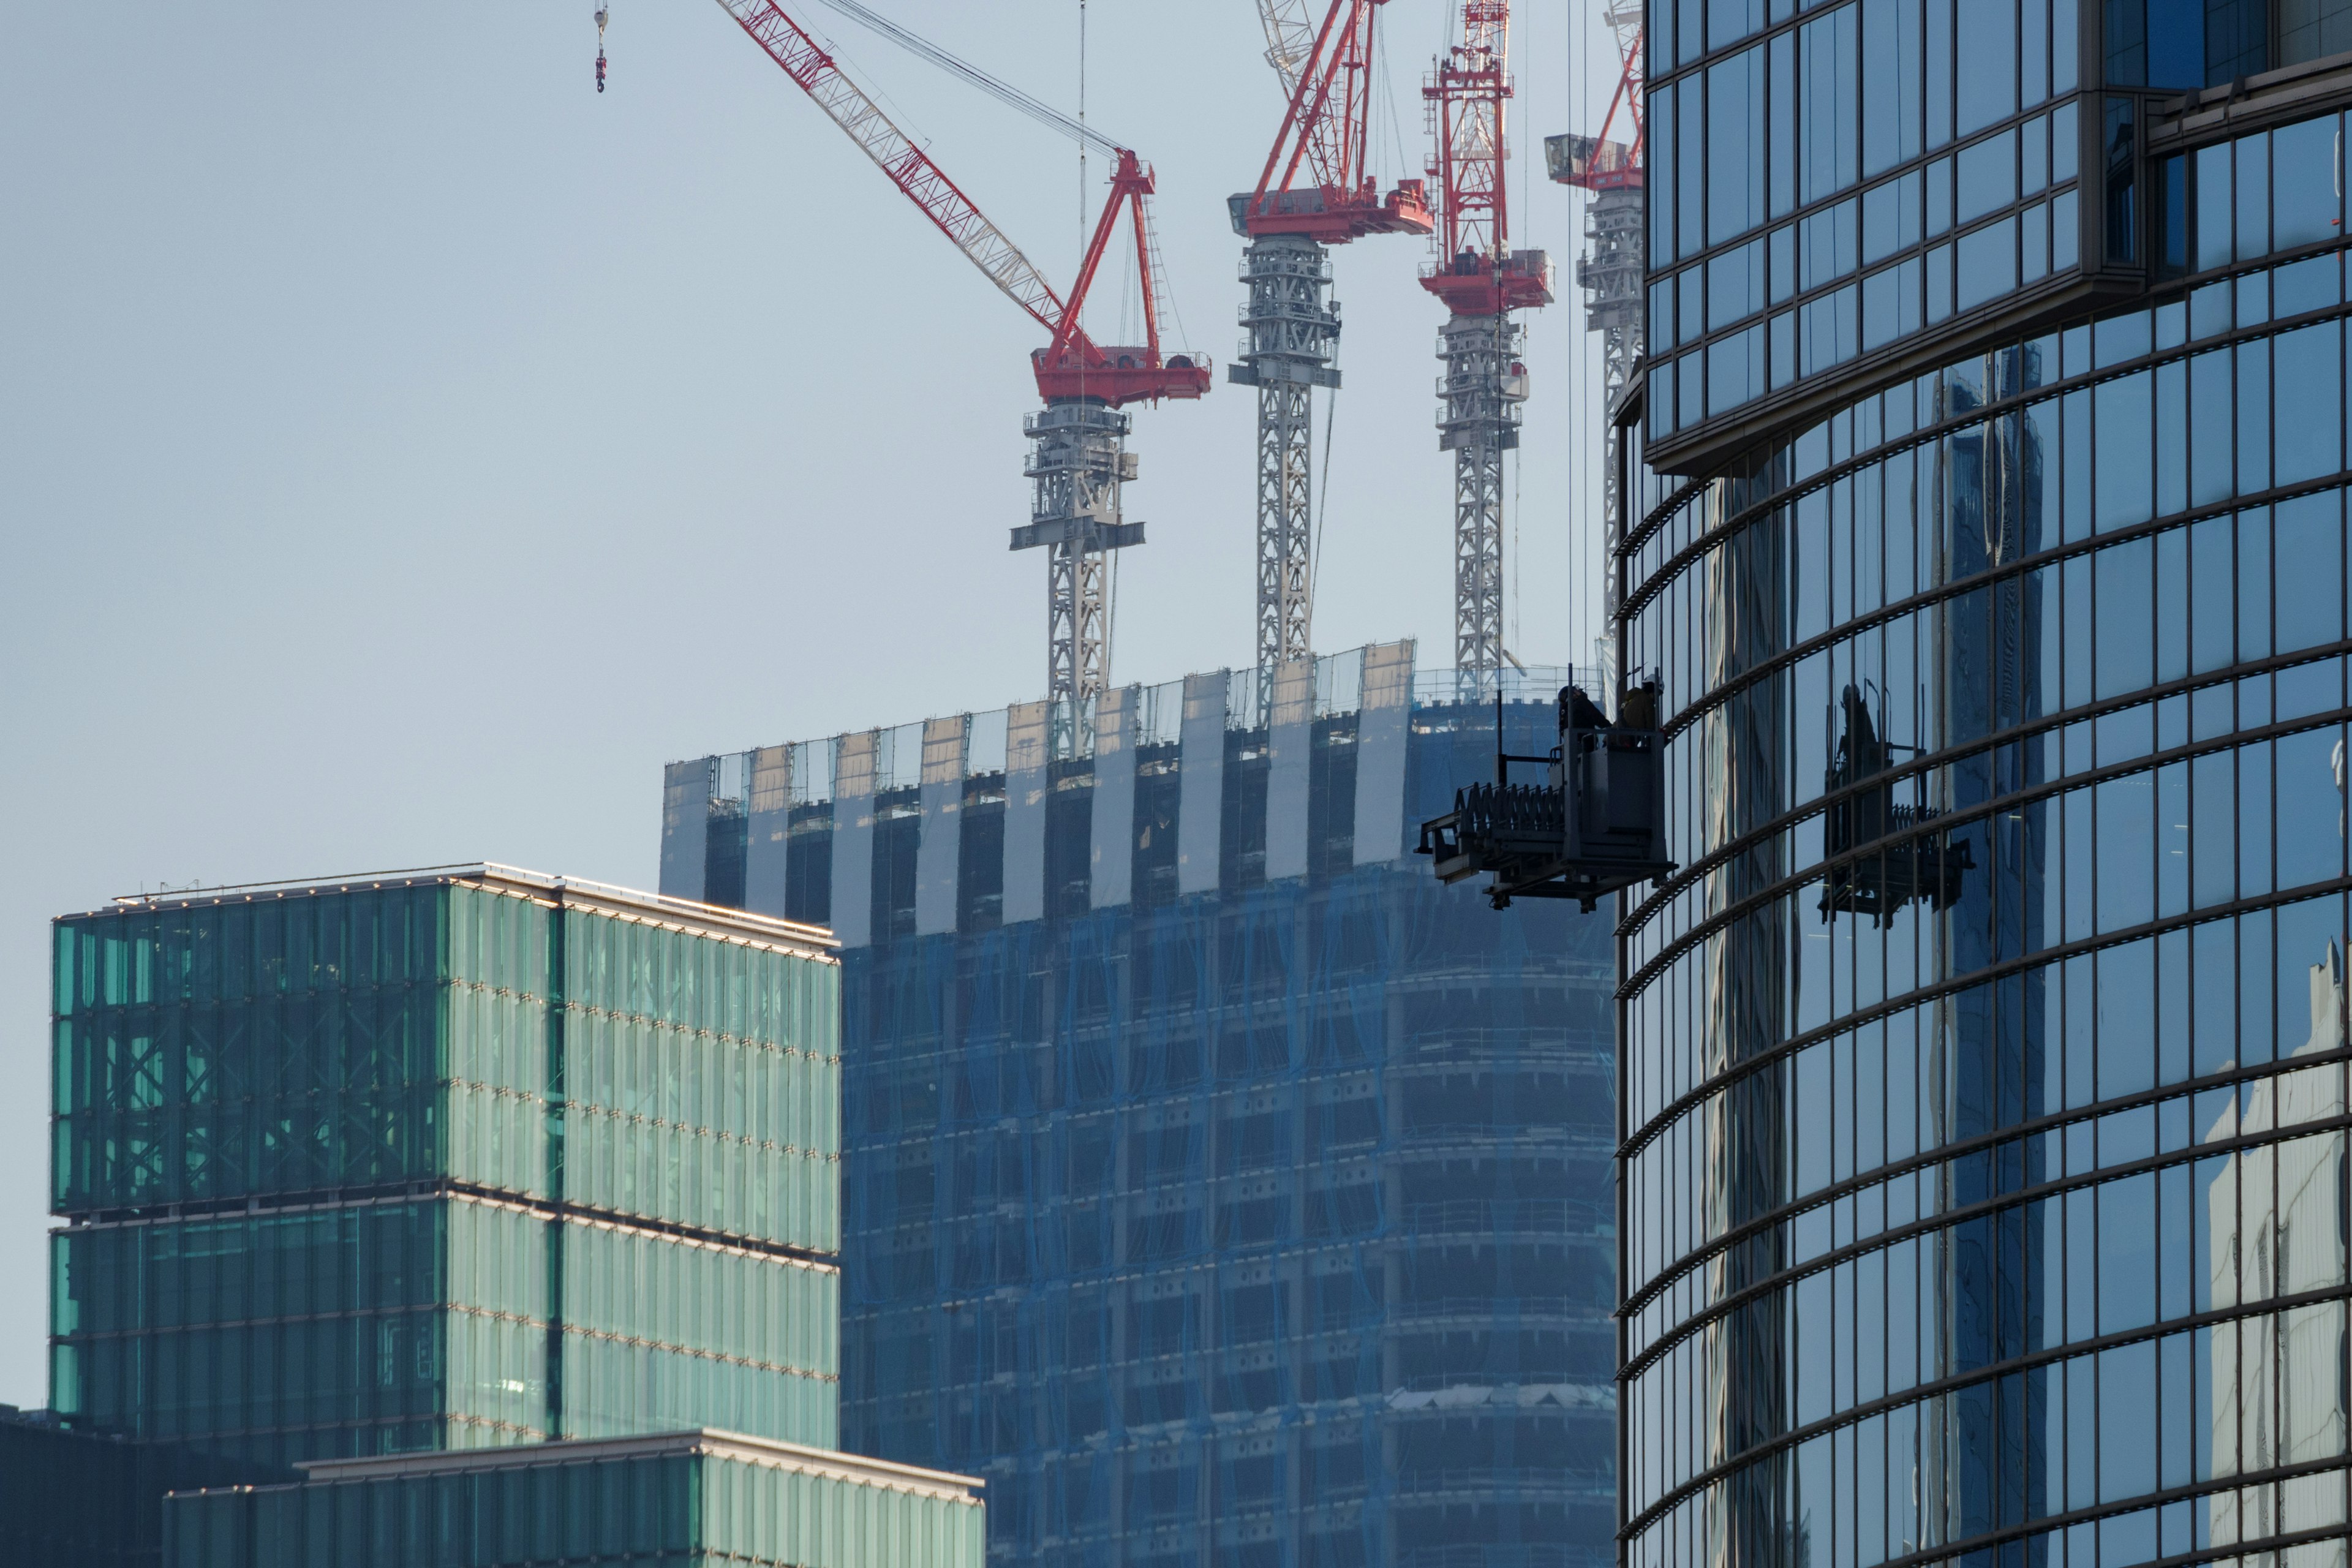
top-left (1232, 0), bottom-right (1432, 696)
top-left (1422, 0), bottom-right (1552, 702)
top-left (1545, 1), bottom-right (1643, 699)
top-left (1253, 0), bottom-right (1317, 92)
top-left (709, 0), bottom-right (1212, 755)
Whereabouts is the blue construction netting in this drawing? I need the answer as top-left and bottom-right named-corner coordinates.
top-left (669, 663), bottom-right (1624, 1568)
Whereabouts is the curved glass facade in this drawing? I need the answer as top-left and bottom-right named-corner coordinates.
top-left (1619, 73), bottom-right (2352, 1568)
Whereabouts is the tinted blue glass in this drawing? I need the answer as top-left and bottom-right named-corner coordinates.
top-left (2241, 337), bottom-right (2272, 493)
top-left (1709, 240), bottom-right (1767, 331)
top-left (1926, 0), bottom-right (1953, 148)
top-left (2106, 97), bottom-right (2141, 262)
top-left (2150, 0), bottom-right (2207, 86)
top-left (2282, 0), bottom-right (2352, 66)
top-left (2272, 112), bottom-right (2345, 251)
top-left (2274, 319), bottom-right (2344, 484)
top-left (2208, 0), bottom-right (2269, 80)
top-left (1956, 215), bottom-right (2019, 311)
top-left (2022, 0), bottom-right (2050, 107)
top-left (2052, 0), bottom-right (2079, 89)
top-left (1958, 128), bottom-right (2020, 224)
top-left (2274, 252), bottom-right (2342, 316)
top-left (1709, 0), bottom-right (1767, 50)
top-left (2237, 129), bottom-right (2271, 262)
top-left (2094, 372), bottom-right (2154, 532)
top-left (1863, 257), bottom-right (1923, 349)
top-left (1709, 326), bottom-right (1768, 413)
top-left (1860, 0), bottom-right (1924, 177)
top-left (1649, 84), bottom-right (1676, 266)
top-left (1680, 80), bottom-right (1707, 261)
top-left (2094, 309), bottom-right (2151, 369)
top-left (2156, 153), bottom-right (2188, 276)
top-left (1801, 5), bottom-right (1861, 203)
top-left (1801, 282), bottom-right (1860, 372)
top-left (1709, 47), bottom-right (1768, 245)
top-left (1801, 198), bottom-right (1860, 288)
top-left (2105, 0), bottom-right (2150, 85)
top-left (1955, 0), bottom-right (2016, 134)
top-left (1771, 31), bottom-right (1798, 217)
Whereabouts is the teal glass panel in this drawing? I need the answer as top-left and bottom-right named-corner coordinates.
top-left (557, 1221), bottom-right (836, 1448)
top-left (52, 888), bottom-right (450, 1213)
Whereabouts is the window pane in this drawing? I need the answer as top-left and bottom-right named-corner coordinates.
top-left (1957, 215), bottom-right (2020, 311)
top-left (1709, 47), bottom-right (1769, 246)
top-left (2273, 320), bottom-right (2343, 485)
top-left (1956, 0), bottom-right (2016, 134)
top-left (2271, 111), bottom-right (2344, 251)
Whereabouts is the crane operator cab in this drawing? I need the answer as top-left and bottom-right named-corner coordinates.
top-left (1417, 680), bottom-right (1675, 911)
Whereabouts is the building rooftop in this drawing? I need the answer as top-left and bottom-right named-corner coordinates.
top-left (77, 861), bottom-right (835, 956)
top-left (168, 1428), bottom-right (982, 1502)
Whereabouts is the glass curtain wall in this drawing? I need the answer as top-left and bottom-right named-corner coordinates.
top-left (48, 876), bottom-right (843, 1467)
top-left (1620, 78), bottom-right (2352, 1568)
top-left (665, 661), bottom-right (1629, 1568)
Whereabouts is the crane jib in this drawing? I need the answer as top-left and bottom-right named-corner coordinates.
top-left (715, 0), bottom-right (1066, 336)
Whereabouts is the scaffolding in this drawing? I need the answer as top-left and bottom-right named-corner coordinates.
top-left (662, 644), bottom-right (1621, 1568)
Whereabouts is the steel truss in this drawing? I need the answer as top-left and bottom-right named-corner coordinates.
top-left (1437, 313), bottom-right (1527, 698)
top-left (1232, 232), bottom-right (1340, 689)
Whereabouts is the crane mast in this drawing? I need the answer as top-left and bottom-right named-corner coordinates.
top-left (710, 0), bottom-right (1208, 753)
top-left (1233, 0), bottom-right (1431, 698)
top-left (1545, 2), bottom-right (1644, 699)
top-left (1423, 0), bottom-right (1552, 701)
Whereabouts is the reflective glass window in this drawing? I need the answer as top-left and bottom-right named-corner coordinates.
top-left (1709, 47), bottom-right (1769, 246)
top-left (1959, 128), bottom-right (2021, 224)
top-left (1802, 4), bottom-right (1862, 205)
top-left (1955, 0), bottom-right (2017, 135)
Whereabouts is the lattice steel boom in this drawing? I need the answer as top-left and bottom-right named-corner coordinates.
top-left (709, 0), bottom-right (1208, 753)
top-left (1545, 1), bottom-right (1645, 698)
top-left (1233, 0), bottom-right (1432, 693)
top-left (1423, 0), bottom-right (1552, 701)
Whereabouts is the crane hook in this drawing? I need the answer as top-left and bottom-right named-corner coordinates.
top-left (595, 4), bottom-right (609, 93)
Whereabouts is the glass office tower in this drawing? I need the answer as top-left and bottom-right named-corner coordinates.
top-left (662, 643), bottom-right (1621, 1568)
top-left (49, 867), bottom-right (843, 1465)
top-left (1622, 5), bottom-right (2352, 1566)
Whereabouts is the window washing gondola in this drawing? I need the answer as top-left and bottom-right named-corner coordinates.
top-left (1417, 680), bottom-right (1675, 910)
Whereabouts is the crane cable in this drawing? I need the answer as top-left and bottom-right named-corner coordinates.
top-left (595, 4), bottom-right (609, 92)
top-left (807, 0), bottom-right (1128, 159)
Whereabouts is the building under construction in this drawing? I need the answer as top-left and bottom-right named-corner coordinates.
top-left (658, 643), bottom-right (1616, 1568)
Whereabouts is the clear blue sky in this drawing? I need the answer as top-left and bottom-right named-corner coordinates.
top-left (0, 1), bottom-right (1622, 1406)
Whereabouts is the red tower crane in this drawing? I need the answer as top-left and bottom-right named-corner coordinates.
top-left (1422, 0), bottom-right (1553, 699)
top-left (711, 0), bottom-right (1210, 747)
top-left (1231, 0), bottom-right (1432, 689)
top-left (1545, 1), bottom-right (1644, 697)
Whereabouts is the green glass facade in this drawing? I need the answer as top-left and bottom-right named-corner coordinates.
top-left (0, 1408), bottom-right (288, 1568)
top-left (48, 867), bottom-right (843, 1467)
top-left (161, 1428), bottom-right (984, 1568)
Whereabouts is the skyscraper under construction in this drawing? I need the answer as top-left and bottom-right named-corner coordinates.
top-left (661, 643), bottom-right (1619, 1568)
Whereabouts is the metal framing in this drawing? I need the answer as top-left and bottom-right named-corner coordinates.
top-left (1232, 233), bottom-right (1340, 687)
top-left (1019, 402), bottom-right (1139, 756)
top-left (1436, 313), bottom-right (1525, 696)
